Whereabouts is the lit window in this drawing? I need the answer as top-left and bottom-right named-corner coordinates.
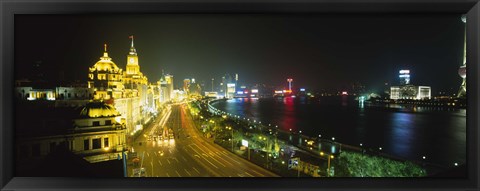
top-left (104, 138), bottom-right (109, 148)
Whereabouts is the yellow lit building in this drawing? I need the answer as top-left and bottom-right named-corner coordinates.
top-left (16, 101), bottom-right (127, 164)
top-left (87, 44), bottom-right (124, 100)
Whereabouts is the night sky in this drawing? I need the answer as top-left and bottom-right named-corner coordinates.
top-left (15, 14), bottom-right (464, 94)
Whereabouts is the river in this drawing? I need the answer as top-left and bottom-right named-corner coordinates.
top-left (211, 96), bottom-right (466, 167)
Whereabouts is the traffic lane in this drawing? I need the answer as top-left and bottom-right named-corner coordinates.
top-left (179, 105), bottom-right (279, 177)
top-left (136, 106), bottom-right (216, 177)
top-left (134, 138), bottom-right (214, 177)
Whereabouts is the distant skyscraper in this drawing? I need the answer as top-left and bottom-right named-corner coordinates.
top-left (457, 15), bottom-right (467, 98)
top-left (390, 70), bottom-right (431, 100)
top-left (399, 70), bottom-right (410, 85)
top-left (183, 79), bottom-right (191, 93)
top-left (287, 78), bottom-right (293, 91)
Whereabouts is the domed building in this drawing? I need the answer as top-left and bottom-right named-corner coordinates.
top-left (73, 101), bottom-right (127, 163)
top-left (79, 101), bottom-right (120, 118)
top-left (88, 44), bottom-right (125, 100)
top-left (15, 101), bottom-right (127, 165)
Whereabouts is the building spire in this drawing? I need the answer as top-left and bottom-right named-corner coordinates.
top-left (129, 35), bottom-right (137, 55)
top-left (101, 43), bottom-right (110, 59)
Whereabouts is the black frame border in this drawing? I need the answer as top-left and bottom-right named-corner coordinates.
top-left (1, 0), bottom-right (479, 190)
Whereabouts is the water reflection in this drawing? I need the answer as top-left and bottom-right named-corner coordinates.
top-left (212, 97), bottom-right (466, 167)
top-left (389, 112), bottom-right (414, 157)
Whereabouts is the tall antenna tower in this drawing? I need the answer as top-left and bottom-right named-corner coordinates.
top-left (457, 15), bottom-right (467, 98)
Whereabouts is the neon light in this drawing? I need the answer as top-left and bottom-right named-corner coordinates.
top-left (342, 91), bottom-right (348, 95)
top-left (252, 89), bottom-right (258, 93)
top-left (237, 91), bottom-right (244, 95)
top-left (300, 88), bottom-right (305, 91)
top-left (399, 70), bottom-right (410, 74)
top-left (275, 90), bottom-right (283, 94)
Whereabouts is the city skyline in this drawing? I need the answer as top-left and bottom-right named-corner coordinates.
top-left (15, 14), bottom-right (464, 94)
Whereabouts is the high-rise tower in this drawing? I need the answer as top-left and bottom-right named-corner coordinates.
top-left (457, 15), bottom-right (467, 98)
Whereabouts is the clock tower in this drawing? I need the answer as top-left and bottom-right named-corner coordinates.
top-left (126, 35), bottom-right (140, 75)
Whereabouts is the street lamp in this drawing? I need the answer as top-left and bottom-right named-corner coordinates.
top-left (226, 126), bottom-right (234, 152)
top-left (320, 152), bottom-right (335, 177)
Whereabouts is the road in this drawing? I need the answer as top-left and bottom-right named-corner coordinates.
top-left (128, 104), bottom-right (278, 177)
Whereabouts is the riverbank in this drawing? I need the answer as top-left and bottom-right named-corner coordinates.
top-left (187, 99), bottom-right (431, 177)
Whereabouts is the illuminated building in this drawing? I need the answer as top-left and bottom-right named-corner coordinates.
top-left (88, 44), bottom-right (125, 100)
top-left (183, 79), bottom-right (191, 94)
top-left (457, 15), bottom-right (467, 98)
top-left (399, 70), bottom-right (410, 85)
top-left (160, 74), bottom-right (174, 102)
top-left (390, 70), bottom-right (431, 100)
top-left (287, 78), bottom-right (293, 91)
top-left (16, 101), bottom-right (127, 164)
top-left (226, 83), bottom-right (236, 98)
top-left (15, 83), bottom-right (94, 107)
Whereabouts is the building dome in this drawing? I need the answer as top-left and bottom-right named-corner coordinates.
top-left (79, 101), bottom-right (120, 118)
top-left (92, 52), bottom-right (121, 72)
top-left (91, 44), bottom-right (121, 72)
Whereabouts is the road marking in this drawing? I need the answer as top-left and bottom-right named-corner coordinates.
top-left (174, 157), bottom-right (179, 163)
top-left (184, 169), bottom-right (192, 176)
top-left (189, 145), bottom-right (219, 169)
top-left (182, 156), bottom-right (188, 162)
top-left (250, 169), bottom-right (264, 176)
top-left (154, 152), bottom-right (157, 157)
top-left (167, 159), bottom-right (171, 164)
top-left (175, 170), bottom-right (181, 177)
top-left (245, 172), bottom-right (254, 177)
top-left (166, 172), bottom-right (170, 177)
top-left (193, 167), bottom-right (200, 174)
top-left (237, 173), bottom-right (244, 177)
top-left (147, 152), bottom-right (150, 157)
top-left (158, 160), bottom-right (163, 166)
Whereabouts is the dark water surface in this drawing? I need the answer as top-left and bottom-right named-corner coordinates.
top-left (211, 97), bottom-right (466, 167)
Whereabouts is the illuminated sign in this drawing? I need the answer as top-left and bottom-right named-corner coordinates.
top-left (240, 86), bottom-right (246, 89)
top-left (237, 91), bottom-right (244, 95)
top-left (251, 94), bottom-right (256, 97)
top-left (399, 70), bottom-right (410, 74)
top-left (251, 89), bottom-right (258, 93)
top-left (341, 91), bottom-right (348, 95)
top-left (242, 140), bottom-right (249, 147)
top-left (274, 90), bottom-right (283, 94)
top-left (300, 88), bottom-right (305, 92)
top-left (227, 83), bottom-right (236, 87)
top-left (399, 74), bottom-right (410, 78)
top-left (244, 91), bottom-right (249, 94)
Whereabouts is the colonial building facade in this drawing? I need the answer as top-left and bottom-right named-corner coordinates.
top-left (15, 36), bottom-right (171, 164)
